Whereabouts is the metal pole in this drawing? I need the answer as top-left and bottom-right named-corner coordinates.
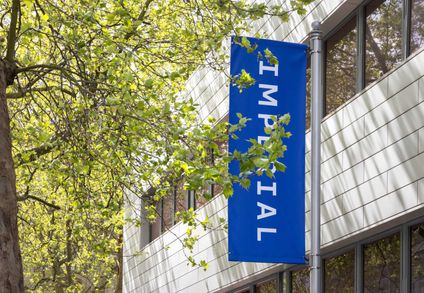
top-left (309, 20), bottom-right (323, 293)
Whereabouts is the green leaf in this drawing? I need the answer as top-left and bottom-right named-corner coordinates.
top-left (145, 79), bottom-right (154, 88)
top-left (240, 178), bottom-right (250, 189)
top-left (274, 161), bottom-right (286, 172)
top-left (223, 181), bottom-right (233, 198)
top-left (264, 127), bottom-right (272, 135)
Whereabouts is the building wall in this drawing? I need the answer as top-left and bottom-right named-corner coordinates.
top-left (123, 0), bottom-right (424, 292)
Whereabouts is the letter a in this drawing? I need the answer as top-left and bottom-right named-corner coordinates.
top-left (257, 202), bottom-right (277, 220)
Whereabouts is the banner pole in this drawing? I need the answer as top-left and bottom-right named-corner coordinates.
top-left (309, 21), bottom-right (323, 293)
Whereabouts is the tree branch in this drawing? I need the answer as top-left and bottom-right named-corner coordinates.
top-left (6, 0), bottom-right (20, 62)
top-left (366, 25), bottom-right (389, 74)
top-left (16, 63), bottom-right (65, 74)
top-left (17, 194), bottom-right (61, 210)
top-left (15, 142), bottom-right (56, 167)
top-left (123, 0), bottom-right (154, 40)
top-left (6, 86), bottom-right (76, 99)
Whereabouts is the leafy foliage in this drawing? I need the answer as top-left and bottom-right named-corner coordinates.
top-left (0, 0), bottom-right (314, 291)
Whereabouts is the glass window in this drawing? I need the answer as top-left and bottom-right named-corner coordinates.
top-left (411, 223), bottom-right (424, 292)
top-left (325, 17), bottom-right (357, 115)
top-left (175, 181), bottom-right (187, 223)
top-left (324, 250), bottom-right (355, 293)
top-left (365, 0), bottom-right (403, 86)
top-left (209, 137), bottom-right (227, 196)
top-left (306, 58), bottom-right (311, 129)
top-left (255, 278), bottom-right (277, 293)
top-left (364, 233), bottom-right (400, 293)
top-left (187, 190), bottom-right (196, 210)
top-left (150, 200), bottom-right (162, 241)
top-left (195, 183), bottom-right (211, 209)
top-left (162, 194), bottom-right (175, 230)
top-left (410, 0), bottom-right (424, 54)
top-left (292, 268), bottom-right (309, 293)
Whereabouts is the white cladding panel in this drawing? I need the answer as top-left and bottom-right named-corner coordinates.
top-left (123, 0), bottom-right (424, 291)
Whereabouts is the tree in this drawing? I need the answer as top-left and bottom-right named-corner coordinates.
top-left (0, 0), bottom-right (312, 291)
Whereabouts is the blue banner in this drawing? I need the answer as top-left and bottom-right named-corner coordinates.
top-left (228, 37), bottom-right (307, 264)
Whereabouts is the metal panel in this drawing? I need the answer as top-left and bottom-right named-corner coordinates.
top-left (354, 245), bottom-right (363, 293)
top-left (356, 6), bottom-right (365, 91)
top-left (401, 224), bottom-right (411, 293)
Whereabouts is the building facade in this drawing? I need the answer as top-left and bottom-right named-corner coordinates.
top-left (123, 0), bottom-right (424, 292)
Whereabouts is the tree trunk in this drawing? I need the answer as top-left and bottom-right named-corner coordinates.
top-left (0, 59), bottom-right (24, 292)
top-left (114, 234), bottom-right (123, 293)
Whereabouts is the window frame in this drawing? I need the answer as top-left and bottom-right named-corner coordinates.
top-left (324, 11), bottom-right (359, 116)
top-left (323, 0), bottom-right (417, 117)
top-left (228, 217), bottom-right (424, 293)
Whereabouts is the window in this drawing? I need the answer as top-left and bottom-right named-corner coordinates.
top-left (187, 132), bottom-right (228, 210)
top-left (411, 223), bottom-right (424, 292)
top-left (146, 134), bottom-right (228, 241)
top-left (149, 183), bottom-right (185, 240)
top-left (255, 278), bottom-right (278, 293)
top-left (410, 0), bottom-right (424, 54)
top-left (227, 220), bottom-right (424, 293)
top-left (306, 58), bottom-right (312, 129)
top-left (323, 0), bottom-right (423, 116)
top-left (324, 250), bottom-right (355, 293)
top-left (210, 136), bottom-right (228, 196)
top-left (364, 233), bottom-right (401, 292)
top-left (187, 190), bottom-right (196, 210)
top-left (325, 17), bottom-right (357, 114)
top-left (291, 268), bottom-right (309, 293)
top-left (150, 200), bottom-right (162, 241)
top-left (162, 192), bottom-right (175, 230)
top-left (365, 0), bottom-right (403, 86)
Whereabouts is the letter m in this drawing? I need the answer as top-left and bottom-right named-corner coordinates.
top-left (258, 84), bottom-right (278, 106)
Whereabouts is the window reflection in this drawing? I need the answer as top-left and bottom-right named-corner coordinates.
top-left (306, 59), bottom-right (311, 129)
top-left (411, 223), bottom-right (424, 292)
top-left (364, 233), bottom-right (400, 293)
top-left (255, 278), bottom-right (277, 293)
top-left (162, 194), bottom-right (175, 230)
top-left (150, 200), bottom-right (162, 241)
top-left (325, 17), bottom-right (357, 115)
top-left (410, 0), bottom-right (424, 54)
top-left (292, 268), bottom-right (309, 293)
top-left (324, 251), bottom-right (355, 293)
top-left (209, 137), bottom-right (227, 196)
top-left (365, 0), bottom-right (402, 86)
top-left (175, 181), bottom-right (187, 223)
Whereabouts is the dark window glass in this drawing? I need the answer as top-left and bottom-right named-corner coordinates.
top-left (364, 233), bottom-right (400, 293)
top-left (306, 58), bottom-right (311, 129)
top-left (324, 250), bottom-right (355, 293)
top-left (292, 268), bottom-right (309, 293)
top-left (150, 200), bottom-right (162, 241)
top-left (162, 194), bottom-right (175, 230)
top-left (194, 192), bottom-right (209, 209)
top-left (175, 181), bottom-right (187, 223)
top-left (325, 17), bottom-right (357, 115)
top-left (411, 223), bottom-right (424, 292)
top-left (410, 0), bottom-right (424, 54)
top-left (210, 137), bottom-right (227, 196)
top-left (194, 147), bottom-right (215, 208)
top-left (255, 278), bottom-right (277, 293)
top-left (195, 176), bottom-right (212, 209)
top-left (187, 190), bottom-right (196, 210)
top-left (365, 0), bottom-right (402, 86)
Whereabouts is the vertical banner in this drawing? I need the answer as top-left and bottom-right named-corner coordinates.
top-left (228, 37), bottom-right (307, 264)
